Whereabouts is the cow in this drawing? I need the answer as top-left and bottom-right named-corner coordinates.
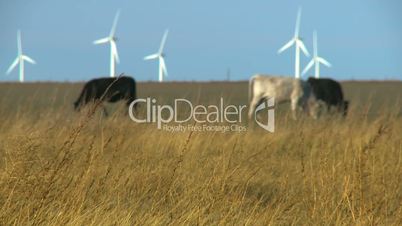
top-left (74, 75), bottom-right (137, 114)
top-left (248, 74), bottom-right (319, 120)
top-left (307, 77), bottom-right (349, 116)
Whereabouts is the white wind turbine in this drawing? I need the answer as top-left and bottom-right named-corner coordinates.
top-left (278, 7), bottom-right (310, 79)
top-left (144, 29), bottom-right (169, 82)
top-left (93, 10), bottom-right (120, 78)
top-left (302, 31), bottom-right (331, 78)
top-left (6, 30), bottom-right (36, 83)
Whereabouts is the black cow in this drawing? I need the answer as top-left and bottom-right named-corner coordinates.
top-left (74, 76), bottom-right (137, 113)
top-left (307, 77), bottom-right (349, 116)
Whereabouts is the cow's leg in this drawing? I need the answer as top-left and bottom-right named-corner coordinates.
top-left (291, 97), bottom-right (301, 120)
top-left (291, 83), bottom-right (304, 120)
top-left (84, 94), bottom-right (93, 107)
top-left (256, 98), bottom-right (267, 121)
top-left (308, 99), bottom-right (321, 119)
top-left (327, 103), bottom-right (332, 113)
top-left (248, 96), bottom-right (262, 120)
top-left (102, 105), bottom-right (109, 117)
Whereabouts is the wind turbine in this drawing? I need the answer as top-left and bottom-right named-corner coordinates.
top-left (6, 30), bottom-right (36, 82)
top-left (278, 7), bottom-right (310, 79)
top-left (302, 31), bottom-right (331, 78)
top-left (144, 29), bottom-right (169, 82)
top-left (93, 10), bottom-right (120, 78)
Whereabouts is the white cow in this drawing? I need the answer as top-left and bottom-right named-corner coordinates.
top-left (248, 74), bottom-right (319, 120)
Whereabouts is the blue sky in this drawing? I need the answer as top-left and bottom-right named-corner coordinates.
top-left (0, 0), bottom-right (401, 82)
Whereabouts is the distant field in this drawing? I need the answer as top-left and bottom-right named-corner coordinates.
top-left (0, 80), bottom-right (401, 117)
top-left (0, 80), bottom-right (401, 225)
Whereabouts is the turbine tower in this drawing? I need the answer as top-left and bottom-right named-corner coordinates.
top-left (302, 31), bottom-right (332, 78)
top-left (94, 10), bottom-right (120, 78)
top-left (6, 30), bottom-right (36, 83)
top-left (144, 29), bottom-right (169, 82)
top-left (278, 7), bottom-right (309, 79)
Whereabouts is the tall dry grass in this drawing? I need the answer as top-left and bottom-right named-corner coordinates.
top-left (0, 81), bottom-right (401, 225)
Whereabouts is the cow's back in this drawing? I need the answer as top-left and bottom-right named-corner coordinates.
top-left (251, 74), bottom-right (310, 103)
top-left (308, 77), bottom-right (344, 105)
top-left (251, 75), bottom-right (294, 101)
top-left (88, 78), bottom-right (114, 97)
top-left (88, 76), bottom-right (135, 97)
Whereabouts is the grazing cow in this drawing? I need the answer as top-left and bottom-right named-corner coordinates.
top-left (307, 77), bottom-right (349, 116)
top-left (74, 76), bottom-right (137, 114)
top-left (248, 74), bottom-right (318, 120)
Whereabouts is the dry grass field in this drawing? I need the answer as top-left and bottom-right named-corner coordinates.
top-left (0, 80), bottom-right (402, 225)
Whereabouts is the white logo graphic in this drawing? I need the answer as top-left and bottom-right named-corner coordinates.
top-left (128, 97), bottom-right (274, 133)
top-left (128, 98), bottom-right (247, 132)
top-left (254, 97), bottom-right (275, 132)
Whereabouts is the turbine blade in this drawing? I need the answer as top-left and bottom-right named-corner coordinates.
top-left (294, 7), bottom-right (302, 37)
top-left (109, 10), bottom-right (121, 37)
top-left (23, 55), bottom-right (36, 64)
top-left (277, 39), bottom-right (295, 54)
top-left (298, 40), bottom-right (310, 57)
top-left (93, 37), bottom-right (109, 45)
top-left (318, 57), bottom-right (331, 67)
top-left (6, 57), bottom-right (19, 74)
top-left (160, 57), bottom-right (168, 77)
top-left (111, 41), bottom-right (119, 63)
top-left (158, 29), bottom-right (169, 54)
top-left (144, 54), bottom-right (159, 60)
top-left (302, 60), bottom-right (314, 76)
